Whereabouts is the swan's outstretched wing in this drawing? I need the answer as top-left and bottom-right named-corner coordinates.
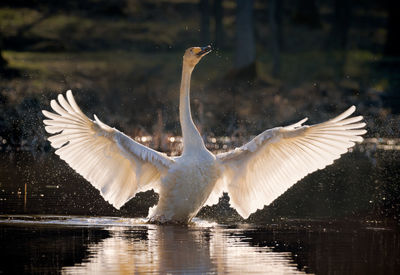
top-left (216, 106), bottom-right (366, 218)
top-left (43, 90), bottom-right (174, 209)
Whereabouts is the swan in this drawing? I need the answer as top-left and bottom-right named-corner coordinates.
top-left (42, 46), bottom-right (366, 223)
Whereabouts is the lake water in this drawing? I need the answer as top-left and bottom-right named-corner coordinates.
top-left (0, 140), bottom-right (400, 274)
top-left (0, 215), bottom-right (399, 274)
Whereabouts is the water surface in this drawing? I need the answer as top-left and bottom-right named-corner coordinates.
top-left (0, 216), bottom-right (399, 274)
top-left (1, 142), bottom-right (400, 274)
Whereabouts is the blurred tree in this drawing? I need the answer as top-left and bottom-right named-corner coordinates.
top-left (329, 0), bottom-right (352, 49)
top-left (0, 47), bottom-right (7, 72)
top-left (326, 0), bottom-right (353, 82)
top-left (269, 0), bottom-right (282, 77)
top-left (234, 0), bottom-right (256, 78)
top-left (385, 0), bottom-right (400, 56)
top-left (381, 0), bottom-right (400, 113)
top-left (0, 34), bottom-right (17, 78)
top-left (292, 0), bottom-right (321, 28)
top-left (0, 31), bottom-right (7, 72)
top-left (199, 0), bottom-right (210, 44)
top-left (213, 0), bottom-right (225, 49)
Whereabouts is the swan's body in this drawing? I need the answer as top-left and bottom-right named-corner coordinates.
top-left (43, 46), bottom-right (366, 223)
top-left (149, 150), bottom-right (220, 223)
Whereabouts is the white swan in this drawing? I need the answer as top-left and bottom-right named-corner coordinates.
top-left (42, 46), bottom-right (366, 223)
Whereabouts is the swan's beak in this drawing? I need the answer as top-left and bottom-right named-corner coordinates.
top-left (197, 45), bottom-right (212, 57)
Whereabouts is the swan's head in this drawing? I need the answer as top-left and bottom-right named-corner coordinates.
top-left (183, 45), bottom-right (211, 67)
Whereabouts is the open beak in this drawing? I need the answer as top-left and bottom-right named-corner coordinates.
top-left (197, 45), bottom-right (212, 56)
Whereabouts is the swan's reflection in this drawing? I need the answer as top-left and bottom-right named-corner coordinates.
top-left (62, 224), bottom-right (306, 274)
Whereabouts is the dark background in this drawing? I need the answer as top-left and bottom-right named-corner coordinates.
top-left (0, 0), bottom-right (399, 224)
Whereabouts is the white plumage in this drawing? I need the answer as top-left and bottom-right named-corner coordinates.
top-left (43, 46), bottom-right (366, 223)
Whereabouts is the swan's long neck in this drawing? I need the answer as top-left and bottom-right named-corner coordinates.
top-left (180, 64), bottom-right (206, 154)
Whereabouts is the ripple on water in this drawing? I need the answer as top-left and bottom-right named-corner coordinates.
top-left (1, 216), bottom-right (398, 274)
top-left (0, 215), bottom-right (308, 274)
top-left (0, 215), bottom-right (148, 228)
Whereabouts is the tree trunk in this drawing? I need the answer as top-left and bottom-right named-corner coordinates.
top-left (234, 0), bottom-right (255, 72)
top-left (0, 34), bottom-right (8, 73)
top-left (213, 0), bottom-right (224, 49)
top-left (0, 50), bottom-right (6, 70)
top-left (269, 0), bottom-right (282, 77)
top-left (329, 0), bottom-right (351, 50)
top-left (385, 0), bottom-right (400, 56)
top-left (292, 0), bottom-right (321, 28)
top-left (199, 0), bottom-right (210, 44)
top-left (381, 0), bottom-right (400, 113)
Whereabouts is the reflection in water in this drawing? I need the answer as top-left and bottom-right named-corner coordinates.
top-left (1, 216), bottom-right (399, 274)
top-left (62, 224), bottom-right (304, 274)
top-left (210, 228), bottom-right (304, 274)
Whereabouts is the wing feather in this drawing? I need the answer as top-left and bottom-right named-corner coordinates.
top-left (43, 90), bottom-right (174, 209)
top-left (216, 106), bottom-right (366, 218)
